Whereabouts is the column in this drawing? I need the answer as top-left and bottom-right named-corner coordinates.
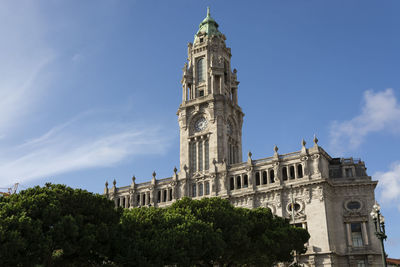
top-left (362, 222), bottom-right (369, 245)
top-left (266, 170), bottom-right (270, 184)
top-left (346, 223), bottom-right (352, 246)
top-left (294, 164), bottom-right (298, 179)
top-left (125, 196), bottom-right (129, 208)
top-left (167, 188), bottom-right (170, 202)
top-left (234, 175), bottom-right (237, 190)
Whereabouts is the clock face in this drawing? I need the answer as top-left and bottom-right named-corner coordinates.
top-left (194, 117), bottom-right (208, 132)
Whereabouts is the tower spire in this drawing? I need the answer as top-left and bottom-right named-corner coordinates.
top-left (207, 6), bottom-right (210, 17)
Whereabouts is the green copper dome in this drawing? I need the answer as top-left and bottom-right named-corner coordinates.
top-left (195, 7), bottom-right (222, 41)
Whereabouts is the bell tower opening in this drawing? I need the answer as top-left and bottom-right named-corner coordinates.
top-left (178, 8), bottom-right (244, 174)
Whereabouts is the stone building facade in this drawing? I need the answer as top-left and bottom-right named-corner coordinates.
top-left (105, 9), bottom-right (383, 267)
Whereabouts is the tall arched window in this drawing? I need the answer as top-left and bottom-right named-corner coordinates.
top-left (192, 184), bottom-right (197, 197)
top-left (198, 141), bottom-right (203, 171)
top-left (169, 189), bottom-right (173, 201)
top-left (282, 167), bottom-right (288, 181)
top-left (205, 140), bottom-right (209, 170)
top-left (255, 172), bottom-right (260, 186)
top-left (197, 58), bottom-right (205, 83)
top-left (236, 176), bottom-right (241, 189)
top-left (290, 166), bottom-right (295, 179)
top-left (270, 169), bottom-right (275, 183)
top-left (190, 142), bottom-right (197, 172)
top-left (243, 175), bottom-right (248, 188)
top-left (230, 177), bottom-right (234, 190)
top-left (262, 171), bottom-right (268, 184)
top-left (199, 183), bottom-right (204, 196)
top-left (205, 181), bottom-right (210, 195)
top-left (297, 164), bottom-right (303, 178)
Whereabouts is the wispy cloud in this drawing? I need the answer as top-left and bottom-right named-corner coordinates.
top-left (329, 89), bottom-right (400, 154)
top-left (375, 162), bottom-right (400, 211)
top-left (0, 112), bottom-right (171, 186)
top-left (0, 1), bottom-right (54, 136)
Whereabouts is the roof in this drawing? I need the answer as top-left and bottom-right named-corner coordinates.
top-left (194, 7), bottom-right (222, 42)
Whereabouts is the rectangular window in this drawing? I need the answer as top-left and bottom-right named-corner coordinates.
top-left (357, 260), bottom-right (366, 267)
top-left (351, 223), bottom-right (364, 247)
top-left (190, 142), bottom-right (197, 172)
top-left (198, 183), bottom-right (203, 196)
top-left (205, 140), bottom-right (209, 170)
top-left (192, 184), bottom-right (197, 197)
top-left (205, 182), bottom-right (210, 195)
top-left (345, 168), bottom-right (353, 177)
top-left (198, 141), bottom-right (203, 171)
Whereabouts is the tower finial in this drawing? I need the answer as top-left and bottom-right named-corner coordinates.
top-left (207, 6), bottom-right (210, 17)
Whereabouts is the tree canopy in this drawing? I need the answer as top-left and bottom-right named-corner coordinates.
top-left (0, 184), bottom-right (309, 267)
top-left (115, 197), bottom-right (309, 267)
top-left (0, 183), bottom-right (121, 267)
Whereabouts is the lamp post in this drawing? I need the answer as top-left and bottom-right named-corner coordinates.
top-left (370, 202), bottom-right (387, 267)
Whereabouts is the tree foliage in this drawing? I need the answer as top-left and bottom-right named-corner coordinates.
top-left (0, 184), bottom-right (309, 267)
top-left (0, 183), bottom-right (121, 267)
top-left (115, 197), bottom-right (309, 267)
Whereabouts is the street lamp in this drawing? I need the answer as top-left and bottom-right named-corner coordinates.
top-left (370, 202), bottom-right (387, 267)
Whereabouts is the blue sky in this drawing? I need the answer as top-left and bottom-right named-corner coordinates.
top-left (1, 0), bottom-right (399, 257)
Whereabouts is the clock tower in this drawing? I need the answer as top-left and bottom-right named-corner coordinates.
top-left (178, 8), bottom-right (244, 175)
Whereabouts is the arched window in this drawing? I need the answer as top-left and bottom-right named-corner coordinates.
top-left (136, 195), bottom-right (140, 206)
top-left (205, 182), bottom-right (210, 195)
top-left (163, 190), bottom-right (167, 202)
top-left (157, 191), bottom-right (161, 203)
top-left (169, 189), bottom-right (173, 201)
top-left (197, 58), bottom-right (205, 83)
top-left (190, 142), bottom-right (197, 172)
top-left (192, 184), bottom-right (197, 197)
top-left (142, 194), bottom-right (146, 205)
top-left (230, 177), bottom-right (234, 190)
top-left (262, 171), bottom-right (268, 184)
top-left (236, 176), bottom-right (241, 189)
top-left (297, 164), bottom-right (303, 178)
top-left (117, 198), bottom-right (121, 207)
top-left (199, 183), bottom-right (204, 196)
top-left (243, 175), bottom-right (248, 188)
top-left (290, 166), bottom-right (295, 179)
top-left (255, 172), bottom-right (260, 186)
top-left (122, 198), bottom-right (126, 208)
top-left (282, 167), bottom-right (288, 181)
top-left (270, 169), bottom-right (275, 183)
top-left (198, 141), bottom-right (203, 171)
top-left (205, 140), bottom-right (209, 170)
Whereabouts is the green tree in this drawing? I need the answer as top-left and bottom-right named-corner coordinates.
top-left (116, 197), bottom-right (309, 267)
top-left (0, 183), bottom-right (121, 267)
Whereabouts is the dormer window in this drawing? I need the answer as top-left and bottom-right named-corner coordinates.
top-left (199, 37), bottom-right (204, 43)
top-left (197, 58), bottom-right (205, 83)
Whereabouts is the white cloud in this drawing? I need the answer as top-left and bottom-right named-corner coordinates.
top-left (0, 1), bottom-right (54, 136)
top-left (0, 113), bottom-right (171, 186)
top-left (329, 89), bottom-right (400, 153)
top-left (375, 162), bottom-right (400, 205)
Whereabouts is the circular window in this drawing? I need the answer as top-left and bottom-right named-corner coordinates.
top-left (347, 201), bottom-right (361, 211)
top-left (288, 202), bottom-right (301, 212)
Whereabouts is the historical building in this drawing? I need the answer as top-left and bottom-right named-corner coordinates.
top-left (105, 8), bottom-right (383, 267)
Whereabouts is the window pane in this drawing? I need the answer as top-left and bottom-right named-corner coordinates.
top-left (198, 141), bottom-right (203, 171)
top-left (199, 184), bottom-right (203, 196)
top-left (351, 223), bottom-right (363, 247)
top-left (205, 140), bottom-right (209, 170)
top-left (197, 58), bottom-right (205, 82)
top-left (192, 184), bottom-right (197, 197)
top-left (205, 182), bottom-right (210, 195)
